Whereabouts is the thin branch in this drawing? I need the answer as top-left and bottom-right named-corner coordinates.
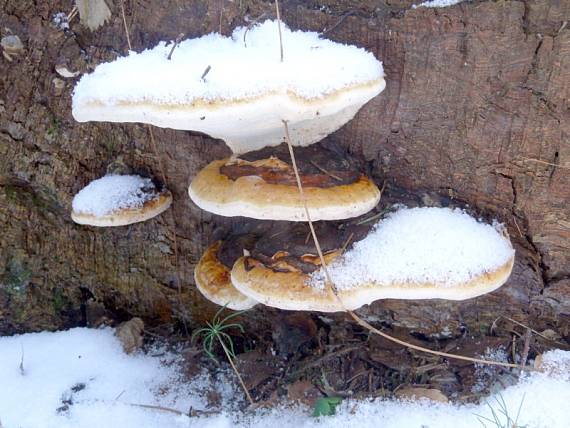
top-left (120, 0), bottom-right (132, 51)
top-left (502, 316), bottom-right (568, 347)
top-left (519, 156), bottom-right (570, 170)
top-left (67, 6), bottom-right (78, 22)
top-left (310, 160), bottom-right (343, 181)
top-left (127, 403), bottom-right (187, 416)
top-left (19, 343), bottom-right (25, 375)
top-left (220, 339), bottom-right (254, 405)
top-left (243, 13), bottom-right (267, 47)
top-left (219, 0), bottom-right (224, 34)
top-left (520, 328), bottom-right (532, 369)
top-left (201, 65), bottom-right (212, 82)
top-left (289, 345), bottom-right (361, 378)
top-left (167, 33), bottom-right (185, 61)
top-left (512, 216), bottom-right (524, 239)
top-left (274, 0), bottom-right (284, 62)
top-left (281, 121), bottom-right (534, 371)
top-left (319, 11), bottom-right (355, 38)
top-left (340, 232), bottom-right (354, 254)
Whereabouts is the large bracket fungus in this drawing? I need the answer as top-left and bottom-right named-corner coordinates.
top-left (72, 20), bottom-right (385, 154)
top-left (230, 207), bottom-right (515, 312)
top-left (188, 141), bottom-right (381, 221)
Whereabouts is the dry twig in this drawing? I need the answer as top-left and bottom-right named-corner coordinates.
top-left (201, 65), bottom-right (212, 82)
top-left (120, 0), bottom-right (132, 51)
top-left (520, 328), bottom-right (532, 369)
top-left (243, 13), bottom-right (267, 47)
top-left (274, 0), bottom-right (284, 62)
top-left (310, 160), bottom-right (343, 181)
top-left (167, 33), bottom-right (185, 60)
top-left (519, 156), bottom-right (570, 170)
top-left (502, 316), bottom-right (568, 348)
top-left (19, 344), bottom-right (25, 375)
top-left (67, 6), bottom-right (79, 22)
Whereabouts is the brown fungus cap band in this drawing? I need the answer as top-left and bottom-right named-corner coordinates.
top-left (247, 221), bottom-right (372, 274)
top-left (220, 141), bottom-right (362, 188)
top-left (188, 141), bottom-right (381, 221)
top-left (229, 208), bottom-right (515, 312)
top-left (194, 215), bottom-right (375, 310)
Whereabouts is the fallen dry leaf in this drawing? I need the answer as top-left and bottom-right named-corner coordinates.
top-left (115, 317), bottom-right (144, 354)
top-left (395, 386), bottom-right (449, 403)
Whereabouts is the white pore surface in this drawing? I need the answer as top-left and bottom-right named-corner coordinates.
top-left (72, 175), bottom-right (157, 217)
top-left (413, 0), bottom-right (466, 8)
top-left (1, 328), bottom-right (569, 428)
top-left (312, 207), bottom-right (515, 290)
top-left (72, 20), bottom-right (385, 153)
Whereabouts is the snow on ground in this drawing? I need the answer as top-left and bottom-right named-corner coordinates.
top-left (312, 207), bottom-right (514, 290)
top-left (72, 175), bottom-right (158, 216)
top-left (0, 328), bottom-right (237, 428)
top-left (72, 20), bottom-right (383, 107)
top-left (413, 0), bottom-right (467, 8)
top-left (1, 328), bottom-right (569, 428)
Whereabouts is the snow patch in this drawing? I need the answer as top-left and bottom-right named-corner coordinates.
top-left (413, 0), bottom-right (467, 8)
top-left (472, 346), bottom-right (510, 393)
top-left (72, 175), bottom-right (158, 217)
top-left (1, 328), bottom-right (569, 428)
top-left (311, 207), bottom-right (515, 290)
top-left (52, 12), bottom-right (70, 31)
top-left (72, 20), bottom-right (383, 107)
top-left (0, 328), bottom-right (208, 428)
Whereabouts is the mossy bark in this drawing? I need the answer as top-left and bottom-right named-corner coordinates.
top-left (0, 0), bottom-right (568, 339)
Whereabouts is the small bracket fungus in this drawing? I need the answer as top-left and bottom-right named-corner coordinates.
top-left (72, 20), bottom-right (385, 154)
top-left (71, 175), bottom-right (172, 227)
top-left (231, 207), bottom-right (515, 312)
top-left (188, 141), bottom-right (381, 221)
top-left (194, 241), bottom-right (257, 311)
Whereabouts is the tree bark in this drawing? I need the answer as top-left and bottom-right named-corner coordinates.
top-left (0, 0), bottom-right (568, 340)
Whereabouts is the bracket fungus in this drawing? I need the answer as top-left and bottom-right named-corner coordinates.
top-left (71, 20), bottom-right (385, 154)
top-left (71, 175), bottom-right (172, 227)
top-left (195, 240), bottom-right (258, 311)
top-left (189, 141), bottom-right (381, 221)
top-left (230, 207), bottom-right (515, 312)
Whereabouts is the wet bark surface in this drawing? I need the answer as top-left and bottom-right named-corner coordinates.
top-left (0, 0), bottom-right (569, 345)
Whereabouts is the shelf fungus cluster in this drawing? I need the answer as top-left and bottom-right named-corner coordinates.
top-left (71, 20), bottom-right (515, 311)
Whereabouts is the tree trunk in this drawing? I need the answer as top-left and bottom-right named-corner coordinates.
top-left (0, 0), bottom-right (568, 340)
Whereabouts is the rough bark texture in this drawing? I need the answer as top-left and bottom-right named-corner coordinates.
top-left (0, 0), bottom-right (569, 339)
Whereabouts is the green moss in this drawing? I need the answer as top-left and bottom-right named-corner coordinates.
top-left (2, 183), bottom-right (61, 215)
top-left (3, 184), bottom-right (19, 203)
top-left (2, 260), bottom-right (31, 297)
top-left (52, 288), bottom-right (66, 313)
top-left (46, 118), bottom-right (61, 138)
top-left (104, 137), bottom-right (118, 154)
